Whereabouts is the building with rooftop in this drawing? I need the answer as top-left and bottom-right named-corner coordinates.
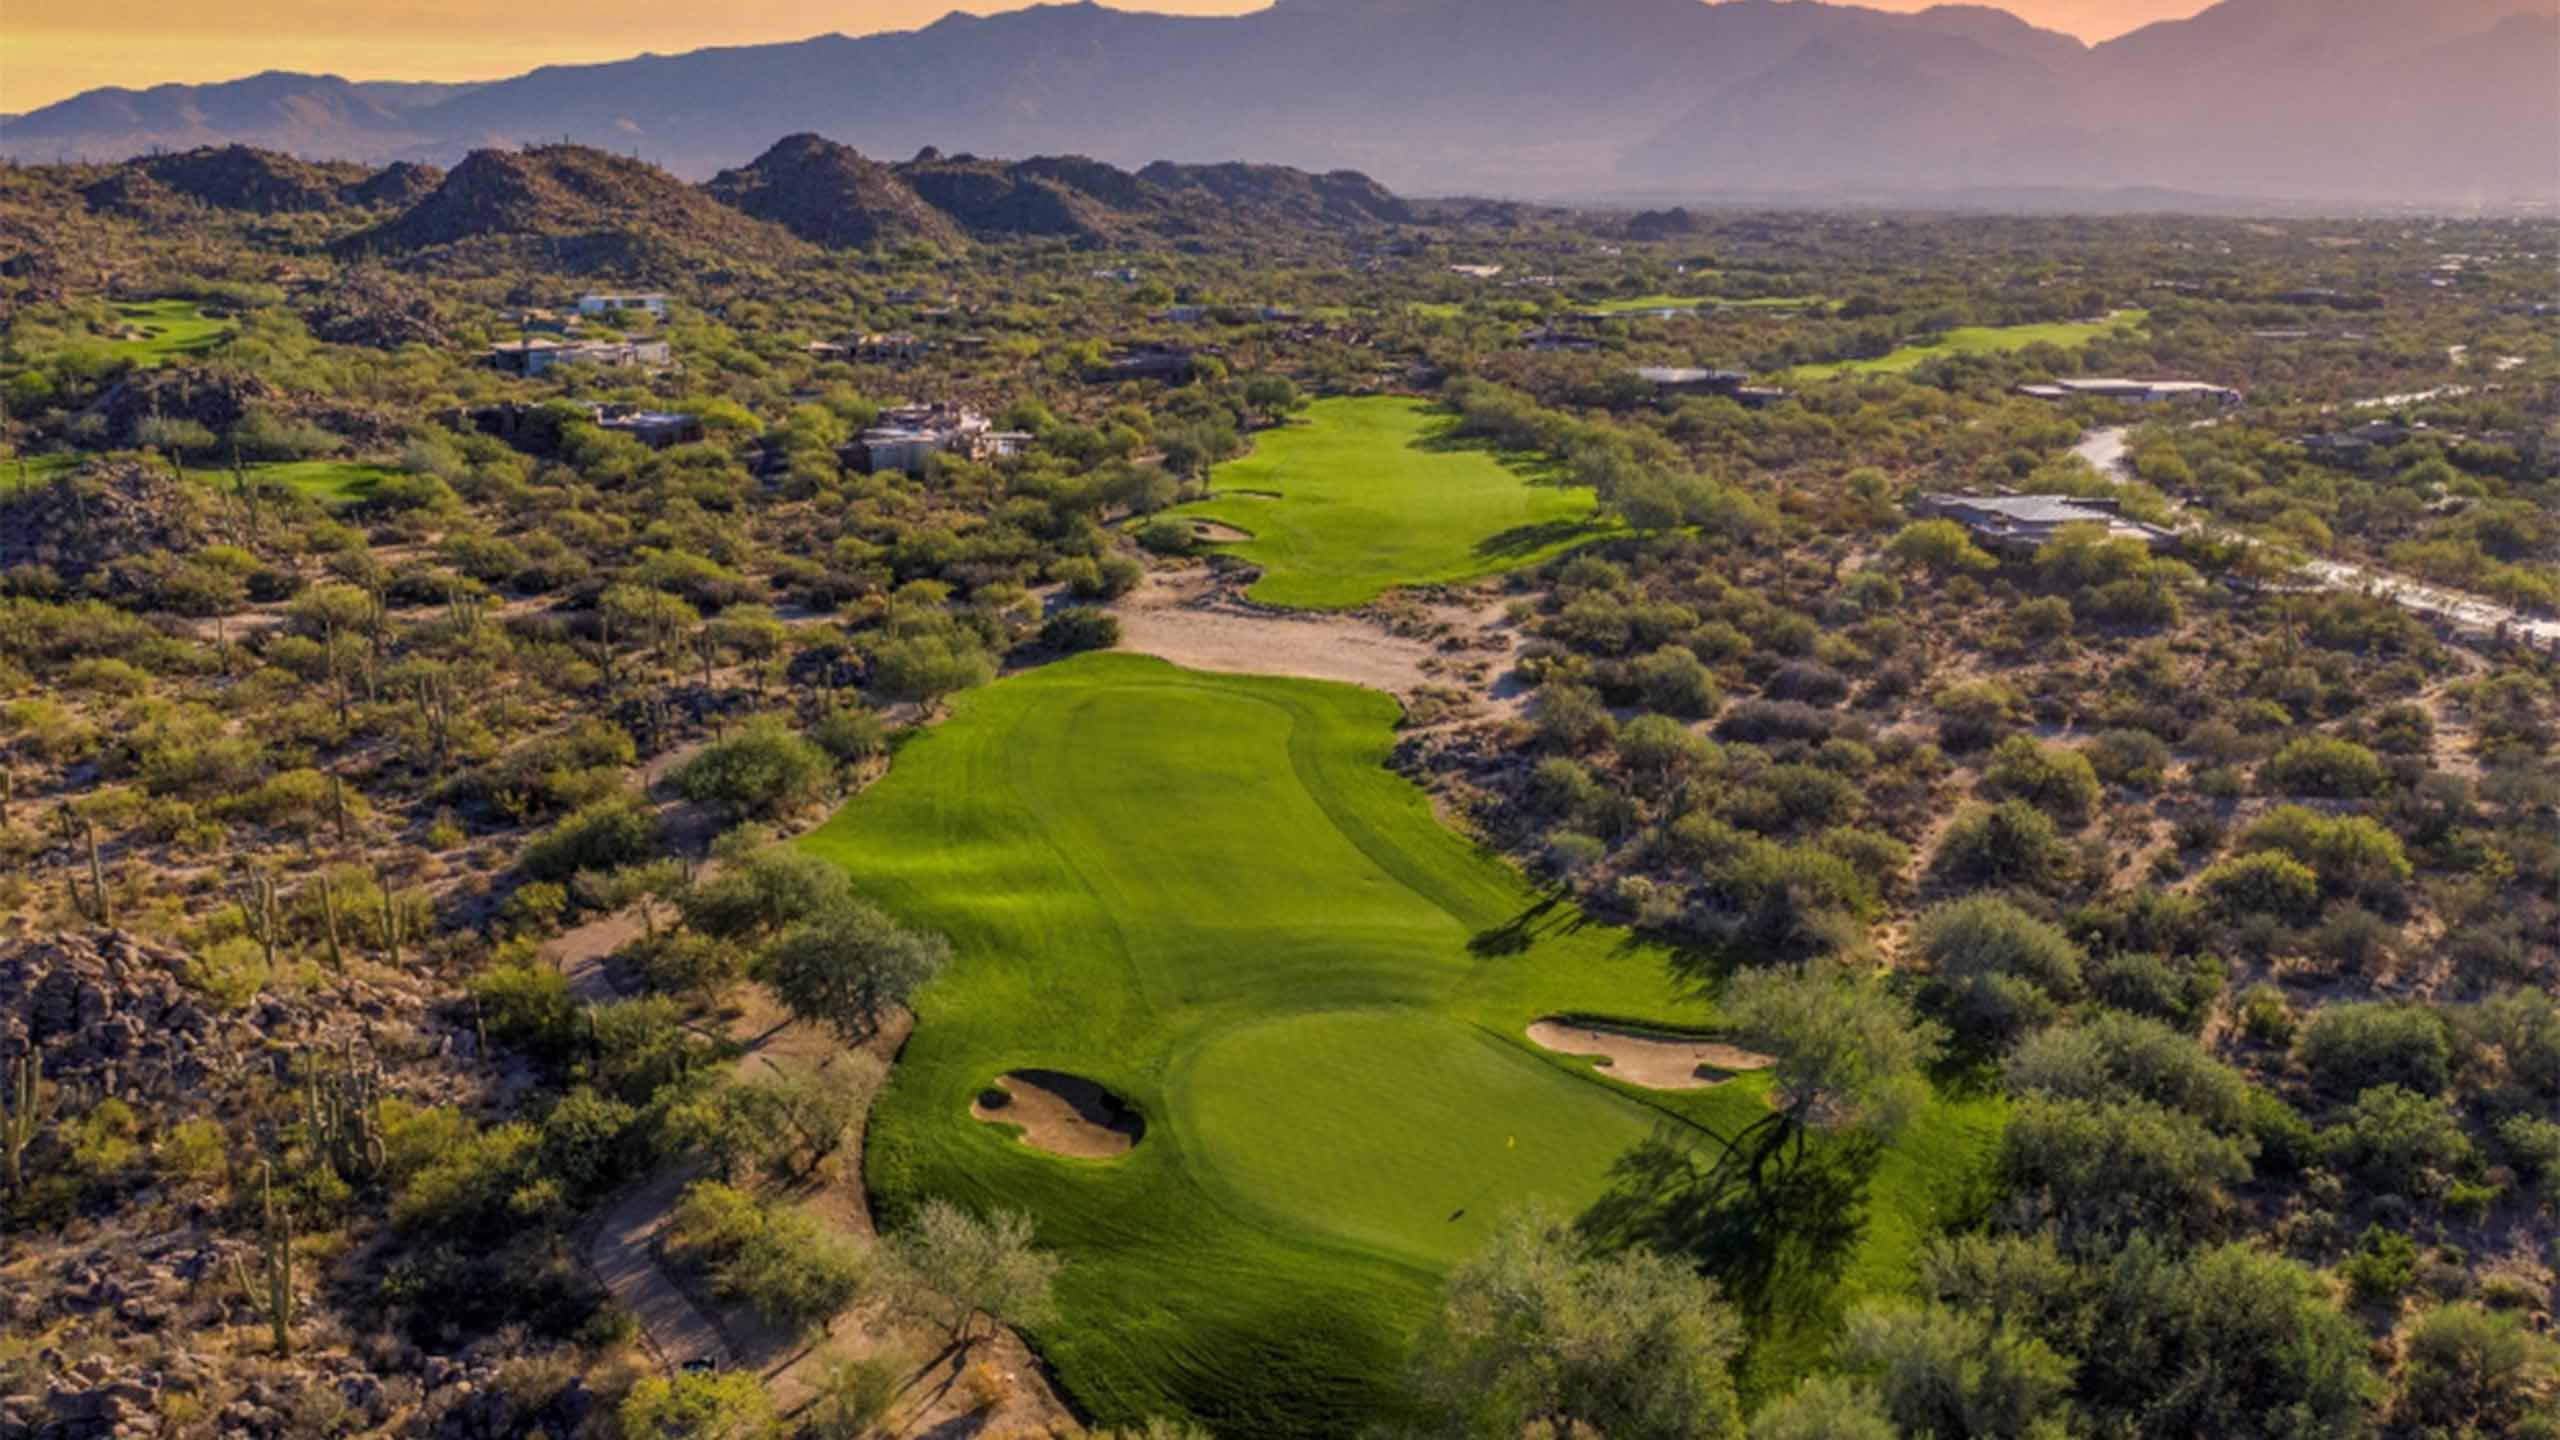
top-left (487, 338), bottom-right (673, 377)
top-left (575, 293), bottom-right (669, 318)
top-left (2017, 378), bottom-right (2243, 406)
top-left (1913, 494), bottom-right (2178, 555)
top-left (844, 404), bottom-right (1030, 475)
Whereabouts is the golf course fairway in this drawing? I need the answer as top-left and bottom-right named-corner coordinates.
top-left (1166, 395), bottom-right (1621, 609)
top-left (810, 654), bottom-right (1998, 1430)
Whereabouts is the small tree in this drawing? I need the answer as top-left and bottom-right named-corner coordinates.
top-left (884, 1198), bottom-right (1059, 1348)
top-left (674, 720), bottom-right (832, 822)
top-left (618, 1369), bottom-right (770, 1440)
top-left (1412, 1204), bottom-right (1745, 1440)
top-left (762, 900), bottom-right (949, 1042)
top-left (1722, 958), bottom-right (1944, 1157)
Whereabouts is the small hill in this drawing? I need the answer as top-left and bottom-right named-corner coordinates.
top-left (344, 161), bottom-right (444, 211)
top-left (700, 135), bottom-right (963, 251)
top-left (130, 145), bottom-right (368, 213)
top-left (892, 151), bottom-right (1126, 242)
top-left (336, 144), bottom-right (810, 275)
top-left (1137, 161), bottom-right (1411, 228)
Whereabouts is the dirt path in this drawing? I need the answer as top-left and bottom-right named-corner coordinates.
top-left (587, 1166), bottom-right (735, 1373)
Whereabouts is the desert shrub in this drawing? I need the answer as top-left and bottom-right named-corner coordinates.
top-left (2005, 1011), bottom-right (2250, 1130)
top-left (1913, 895), bottom-right (2084, 1047)
top-left (675, 720), bottom-right (832, 821)
top-left (1978, 736), bottom-right (2102, 825)
top-left (2200, 850), bottom-right (2322, 923)
top-left (2089, 951), bottom-right (2224, 1034)
top-left (519, 794), bottom-right (660, 883)
top-left (1932, 680), bottom-right (2026, 753)
top-left (2000, 1095), bottom-right (2253, 1249)
top-left (2393, 1303), bottom-right (2560, 1439)
top-left (1633, 644), bottom-right (1721, 718)
top-left (2326, 1085), bottom-right (2471, 1197)
top-left (2261, 735), bottom-right (2390, 799)
top-left (1040, 606), bottom-right (1121, 653)
top-left (2340, 1224), bottom-right (2418, 1306)
top-left (2085, 728), bottom-right (2172, 791)
top-left (2302, 1002), bottom-right (2451, 1096)
top-left (1931, 801), bottom-right (2067, 890)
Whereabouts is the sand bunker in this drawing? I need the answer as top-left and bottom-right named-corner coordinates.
top-left (1526, 1019), bottom-right (1774, 1091)
top-left (971, 1070), bottom-right (1145, 1158)
top-left (1189, 520), bottom-right (1256, 543)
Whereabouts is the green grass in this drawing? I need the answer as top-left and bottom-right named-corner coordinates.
top-left (809, 654), bottom-right (2001, 1430)
top-left (0, 453), bottom-right (83, 493)
top-left (101, 299), bottom-right (235, 365)
top-left (1164, 395), bottom-right (1623, 609)
top-left (238, 460), bottom-right (402, 504)
top-left (1787, 309), bottom-right (2150, 380)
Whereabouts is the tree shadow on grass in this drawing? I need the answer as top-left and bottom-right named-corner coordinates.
top-left (1468, 893), bottom-right (1587, 956)
top-left (1578, 1120), bottom-right (1879, 1373)
top-left (1473, 517), bottom-right (1617, 562)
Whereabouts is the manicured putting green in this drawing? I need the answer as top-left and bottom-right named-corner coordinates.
top-left (1181, 1010), bottom-right (1666, 1266)
top-left (811, 654), bottom-right (1992, 1431)
top-left (104, 299), bottom-right (235, 365)
top-left (1788, 309), bottom-right (2150, 380)
top-left (1167, 395), bottom-right (1620, 609)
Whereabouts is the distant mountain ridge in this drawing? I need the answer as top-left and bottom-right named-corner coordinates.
top-left (4, 0), bottom-right (2553, 206)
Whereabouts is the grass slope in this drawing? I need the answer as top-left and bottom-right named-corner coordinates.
top-left (1166, 396), bottom-right (1621, 610)
top-left (1788, 309), bottom-right (2150, 380)
top-left (104, 300), bottom-right (235, 365)
top-left (239, 460), bottom-right (403, 503)
top-left (809, 654), bottom-right (1998, 1430)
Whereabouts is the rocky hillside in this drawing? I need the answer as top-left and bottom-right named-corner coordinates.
top-left (701, 134), bottom-right (964, 251)
top-left (336, 144), bottom-right (810, 275)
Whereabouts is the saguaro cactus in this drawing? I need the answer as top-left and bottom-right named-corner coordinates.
top-left (2, 1053), bottom-right (43, 1193)
top-left (84, 820), bottom-right (112, 927)
top-left (317, 875), bottom-right (345, 974)
top-left (227, 1161), bottom-right (296, 1356)
top-left (301, 1045), bottom-right (386, 1184)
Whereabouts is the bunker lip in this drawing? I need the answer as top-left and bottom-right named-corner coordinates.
top-left (971, 1069), bottom-right (1145, 1158)
top-left (1525, 1018), bottom-right (1775, 1091)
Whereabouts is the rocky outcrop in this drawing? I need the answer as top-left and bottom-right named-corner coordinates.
top-left (0, 929), bottom-right (332, 1104)
top-left (300, 269), bottom-right (447, 349)
top-left (0, 463), bottom-right (215, 587)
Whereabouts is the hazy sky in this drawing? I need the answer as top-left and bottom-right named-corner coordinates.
top-left (1, 0), bottom-right (2217, 112)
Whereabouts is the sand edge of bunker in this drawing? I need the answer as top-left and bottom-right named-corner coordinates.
top-left (1526, 1017), bottom-right (1776, 1092)
top-left (971, 1069), bottom-right (1145, 1158)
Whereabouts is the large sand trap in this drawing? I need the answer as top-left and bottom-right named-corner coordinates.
top-left (1188, 519), bottom-right (1256, 543)
top-left (1526, 1019), bottom-right (1774, 1091)
top-left (971, 1070), bottom-right (1144, 1158)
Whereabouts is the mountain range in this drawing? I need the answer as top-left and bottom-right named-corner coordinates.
top-left (4, 0), bottom-right (2554, 207)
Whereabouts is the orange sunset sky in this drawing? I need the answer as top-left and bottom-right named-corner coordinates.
top-left (0, 0), bottom-right (2217, 113)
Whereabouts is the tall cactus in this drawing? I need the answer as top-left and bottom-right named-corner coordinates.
top-left (238, 869), bottom-right (282, 969)
top-left (317, 875), bottom-right (345, 974)
top-left (2, 1053), bottom-right (42, 1194)
top-left (300, 1044), bottom-right (385, 1184)
top-left (84, 819), bottom-right (111, 927)
top-left (227, 1161), bottom-right (296, 1356)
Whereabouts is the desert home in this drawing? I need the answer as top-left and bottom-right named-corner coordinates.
top-left (2016, 378), bottom-right (2244, 406)
top-left (1913, 493), bottom-right (2179, 555)
top-left (575, 292), bottom-right (669, 318)
top-left (487, 337), bottom-right (673, 377)
top-left (843, 403), bottom-right (1031, 474)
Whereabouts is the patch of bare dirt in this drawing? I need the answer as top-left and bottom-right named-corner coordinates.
top-left (1526, 1019), bottom-right (1773, 1091)
top-left (971, 1069), bottom-right (1144, 1158)
top-left (1108, 567), bottom-right (1529, 726)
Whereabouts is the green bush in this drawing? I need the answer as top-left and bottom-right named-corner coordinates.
top-left (2301, 1002), bottom-right (2451, 1096)
top-left (519, 795), bottom-right (661, 883)
top-left (674, 721), bottom-right (832, 822)
top-left (1040, 607), bottom-right (1122, 653)
top-left (2261, 735), bottom-right (2390, 799)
